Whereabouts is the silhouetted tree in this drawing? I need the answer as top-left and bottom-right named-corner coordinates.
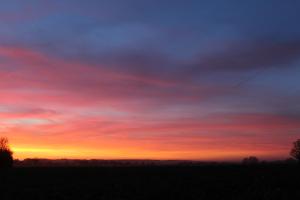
top-left (290, 139), bottom-right (300, 163)
top-left (0, 137), bottom-right (13, 168)
top-left (242, 156), bottom-right (259, 165)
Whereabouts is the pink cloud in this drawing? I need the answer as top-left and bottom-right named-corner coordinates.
top-left (0, 45), bottom-right (298, 160)
top-left (0, 45), bottom-right (228, 111)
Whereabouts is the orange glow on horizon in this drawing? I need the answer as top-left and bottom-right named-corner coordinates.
top-left (10, 143), bottom-right (289, 161)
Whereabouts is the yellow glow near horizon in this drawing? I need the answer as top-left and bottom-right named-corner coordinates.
top-left (10, 145), bottom-right (285, 161)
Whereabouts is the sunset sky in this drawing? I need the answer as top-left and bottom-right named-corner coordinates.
top-left (0, 0), bottom-right (300, 161)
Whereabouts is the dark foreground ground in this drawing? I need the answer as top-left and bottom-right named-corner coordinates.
top-left (0, 165), bottom-right (299, 200)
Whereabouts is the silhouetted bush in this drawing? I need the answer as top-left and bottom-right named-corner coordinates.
top-left (0, 137), bottom-right (13, 168)
top-left (242, 156), bottom-right (259, 165)
top-left (290, 139), bottom-right (300, 163)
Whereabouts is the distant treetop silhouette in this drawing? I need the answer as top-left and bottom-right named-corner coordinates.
top-left (242, 156), bottom-right (259, 165)
top-left (0, 137), bottom-right (13, 168)
top-left (290, 139), bottom-right (300, 162)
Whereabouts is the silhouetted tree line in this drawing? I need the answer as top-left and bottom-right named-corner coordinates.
top-left (241, 139), bottom-right (300, 165)
top-left (0, 137), bottom-right (13, 168)
top-left (290, 139), bottom-right (300, 163)
top-left (242, 156), bottom-right (259, 165)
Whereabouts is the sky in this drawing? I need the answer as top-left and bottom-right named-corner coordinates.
top-left (0, 0), bottom-right (300, 161)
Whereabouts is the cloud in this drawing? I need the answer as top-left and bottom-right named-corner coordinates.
top-left (189, 39), bottom-right (300, 72)
top-left (0, 107), bottom-right (58, 119)
top-left (0, 0), bottom-right (300, 159)
top-left (4, 110), bottom-right (299, 160)
top-left (0, 45), bottom-right (231, 112)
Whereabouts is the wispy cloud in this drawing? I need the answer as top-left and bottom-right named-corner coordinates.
top-left (0, 0), bottom-right (299, 160)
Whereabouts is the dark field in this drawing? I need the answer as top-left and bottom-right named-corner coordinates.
top-left (0, 165), bottom-right (299, 200)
